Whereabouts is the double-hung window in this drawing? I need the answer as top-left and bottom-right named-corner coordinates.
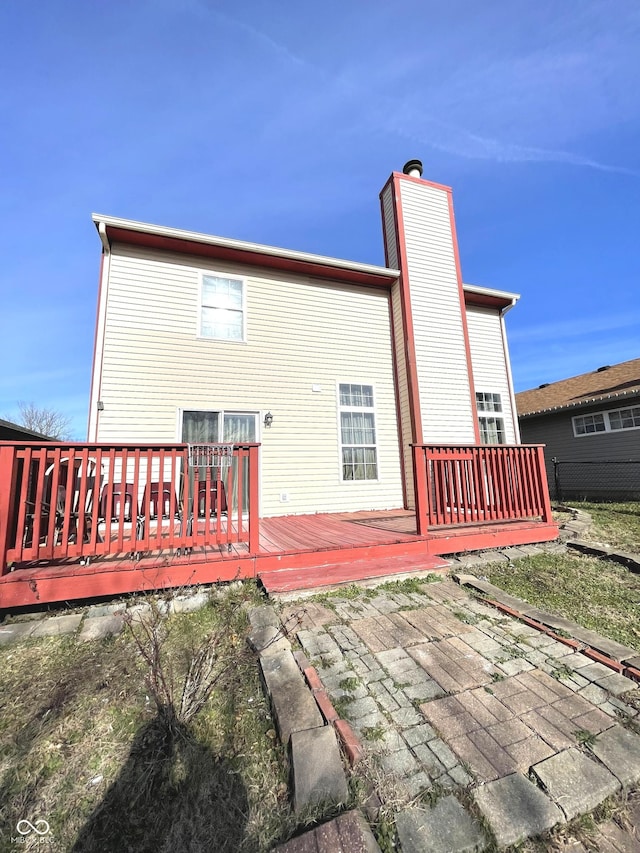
top-left (476, 392), bottom-right (506, 445)
top-left (200, 274), bottom-right (244, 341)
top-left (339, 383), bottom-right (378, 480)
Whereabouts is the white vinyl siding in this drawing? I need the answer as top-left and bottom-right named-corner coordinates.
top-left (95, 243), bottom-right (403, 517)
top-left (382, 180), bottom-right (414, 506)
top-left (466, 305), bottom-right (517, 444)
top-left (390, 282), bottom-right (415, 506)
top-left (398, 180), bottom-right (476, 444)
top-left (381, 183), bottom-right (398, 269)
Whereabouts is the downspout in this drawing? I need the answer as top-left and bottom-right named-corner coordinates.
top-left (88, 222), bottom-right (111, 441)
top-left (500, 297), bottom-right (521, 444)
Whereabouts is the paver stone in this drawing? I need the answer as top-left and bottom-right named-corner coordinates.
top-left (531, 748), bottom-right (620, 820)
top-left (290, 726), bottom-right (348, 812)
top-left (78, 614), bottom-right (124, 641)
top-left (31, 614), bottom-right (83, 637)
top-left (473, 772), bottom-right (562, 847)
top-left (590, 725), bottom-right (640, 788)
top-left (260, 650), bottom-right (323, 743)
top-left (395, 796), bottom-right (486, 853)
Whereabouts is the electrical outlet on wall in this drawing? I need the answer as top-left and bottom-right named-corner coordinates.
top-left (279, 492), bottom-right (290, 502)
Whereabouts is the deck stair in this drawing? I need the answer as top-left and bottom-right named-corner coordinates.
top-left (258, 552), bottom-right (449, 595)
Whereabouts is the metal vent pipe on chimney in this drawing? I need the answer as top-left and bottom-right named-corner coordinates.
top-left (402, 159), bottom-right (423, 178)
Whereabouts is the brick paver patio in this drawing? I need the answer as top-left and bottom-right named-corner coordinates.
top-left (285, 577), bottom-right (640, 849)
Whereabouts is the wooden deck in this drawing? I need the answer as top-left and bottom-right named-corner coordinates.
top-left (0, 509), bottom-right (558, 608)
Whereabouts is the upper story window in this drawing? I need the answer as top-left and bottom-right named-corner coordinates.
top-left (476, 391), bottom-right (505, 444)
top-left (200, 274), bottom-right (245, 341)
top-left (573, 405), bottom-right (640, 437)
top-left (339, 383), bottom-right (378, 481)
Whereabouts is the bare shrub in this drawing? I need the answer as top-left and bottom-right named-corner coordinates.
top-left (123, 591), bottom-right (243, 727)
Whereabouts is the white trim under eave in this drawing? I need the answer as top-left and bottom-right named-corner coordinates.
top-left (91, 213), bottom-right (400, 280)
top-left (88, 235), bottom-right (111, 441)
top-left (500, 297), bottom-right (521, 443)
top-left (463, 282), bottom-right (521, 303)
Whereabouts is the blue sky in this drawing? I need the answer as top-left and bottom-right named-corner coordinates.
top-left (1, 0), bottom-right (639, 439)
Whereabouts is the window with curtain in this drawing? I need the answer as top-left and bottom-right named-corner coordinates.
top-left (181, 410), bottom-right (257, 513)
top-left (182, 410), bottom-right (220, 444)
top-left (339, 383), bottom-right (378, 480)
top-left (200, 274), bottom-right (244, 340)
top-left (476, 391), bottom-right (506, 445)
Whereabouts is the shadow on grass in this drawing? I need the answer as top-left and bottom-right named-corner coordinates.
top-left (0, 677), bottom-right (81, 824)
top-left (71, 709), bottom-right (248, 853)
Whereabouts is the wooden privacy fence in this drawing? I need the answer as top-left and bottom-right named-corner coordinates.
top-left (0, 441), bottom-right (260, 573)
top-left (413, 444), bottom-right (553, 533)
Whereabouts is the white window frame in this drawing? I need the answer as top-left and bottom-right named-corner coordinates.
top-left (337, 382), bottom-right (380, 483)
top-left (197, 271), bottom-right (247, 343)
top-left (573, 404), bottom-right (640, 437)
top-left (476, 391), bottom-right (506, 445)
top-left (177, 407), bottom-right (262, 515)
top-left (178, 407), bottom-right (260, 443)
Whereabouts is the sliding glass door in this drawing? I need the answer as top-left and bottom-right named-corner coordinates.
top-left (182, 410), bottom-right (257, 512)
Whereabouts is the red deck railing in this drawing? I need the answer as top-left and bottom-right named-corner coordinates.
top-left (0, 441), bottom-right (260, 574)
top-left (412, 444), bottom-right (553, 534)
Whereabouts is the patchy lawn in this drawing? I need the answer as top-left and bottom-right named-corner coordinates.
top-left (0, 583), bottom-right (306, 853)
top-left (573, 500), bottom-right (640, 553)
top-left (483, 551), bottom-right (640, 652)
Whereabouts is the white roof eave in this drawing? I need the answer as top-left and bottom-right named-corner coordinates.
top-left (92, 213), bottom-right (400, 279)
top-left (462, 282), bottom-right (520, 303)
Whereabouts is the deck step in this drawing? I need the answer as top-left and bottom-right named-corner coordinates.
top-left (254, 538), bottom-right (431, 573)
top-left (258, 553), bottom-right (450, 595)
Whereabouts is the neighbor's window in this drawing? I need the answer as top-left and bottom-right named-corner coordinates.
top-left (339, 383), bottom-right (378, 480)
top-left (476, 391), bottom-right (505, 444)
top-left (573, 406), bottom-right (640, 437)
top-left (573, 413), bottom-right (606, 436)
top-left (200, 274), bottom-right (244, 340)
top-left (608, 405), bottom-right (640, 431)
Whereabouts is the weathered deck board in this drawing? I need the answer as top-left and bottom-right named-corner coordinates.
top-left (0, 509), bottom-right (557, 608)
top-left (258, 552), bottom-right (450, 594)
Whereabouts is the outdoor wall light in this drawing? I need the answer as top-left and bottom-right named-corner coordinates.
top-left (264, 411), bottom-right (274, 428)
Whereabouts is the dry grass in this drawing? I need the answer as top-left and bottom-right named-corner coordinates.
top-left (0, 583), bottom-right (299, 852)
top-left (574, 500), bottom-right (640, 553)
top-left (483, 551), bottom-right (640, 652)
top-left (518, 789), bottom-right (639, 851)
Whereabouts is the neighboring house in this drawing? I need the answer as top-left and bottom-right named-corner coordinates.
top-left (516, 359), bottom-right (640, 500)
top-left (88, 160), bottom-right (523, 519)
top-left (0, 418), bottom-right (52, 441)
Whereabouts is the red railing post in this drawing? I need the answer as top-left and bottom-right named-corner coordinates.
top-left (0, 444), bottom-right (17, 575)
top-left (412, 445), bottom-right (430, 535)
top-left (247, 444), bottom-right (260, 553)
top-left (536, 446), bottom-right (553, 523)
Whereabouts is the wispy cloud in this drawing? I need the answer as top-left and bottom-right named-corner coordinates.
top-left (202, 2), bottom-right (640, 176)
top-left (207, 7), bottom-right (310, 71)
top-left (388, 113), bottom-right (640, 176)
